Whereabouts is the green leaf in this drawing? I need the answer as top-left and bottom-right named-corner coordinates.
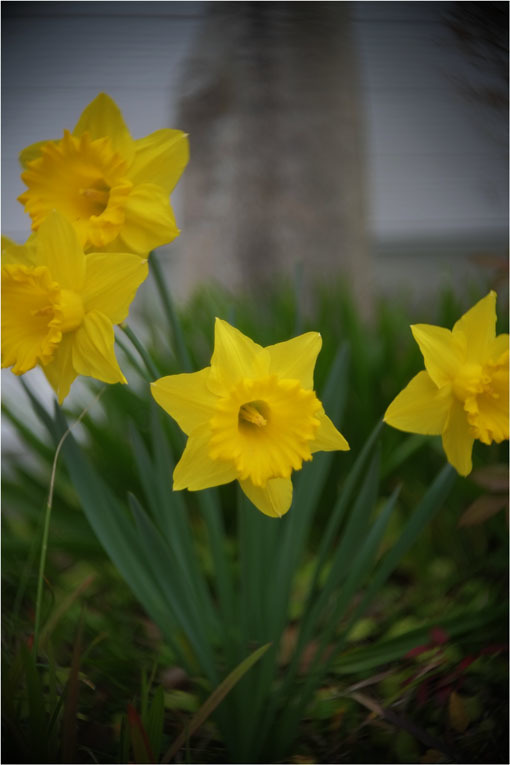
top-left (19, 642), bottom-right (47, 762)
top-left (128, 492), bottom-right (217, 685)
top-left (146, 686), bottom-right (165, 761)
top-left (61, 611), bottom-right (84, 764)
top-left (55, 407), bottom-right (189, 671)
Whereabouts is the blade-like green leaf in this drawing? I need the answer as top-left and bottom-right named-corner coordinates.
top-left (61, 610), bottom-right (84, 764)
top-left (146, 686), bottom-right (165, 762)
top-left (128, 492), bottom-right (217, 685)
top-left (20, 642), bottom-right (47, 762)
top-left (342, 464), bottom-right (457, 642)
top-left (55, 407), bottom-right (190, 671)
top-left (151, 251), bottom-right (193, 372)
top-left (274, 487), bottom-right (400, 757)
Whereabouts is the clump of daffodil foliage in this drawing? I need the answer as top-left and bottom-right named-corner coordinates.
top-left (2, 90), bottom-right (508, 765)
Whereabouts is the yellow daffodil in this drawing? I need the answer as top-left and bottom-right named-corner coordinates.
top-left (18, 93), bottom-right (188, 256)
top-left (2, 212), bottom-right (148, 402)
top-left (384, 291), bottom-right (509, 476)
top-left (151, 319), bottom-right (349, 517)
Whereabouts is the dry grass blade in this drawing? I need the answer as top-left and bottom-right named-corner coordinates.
top-left (458, 495), bottom-right (508, 526)
top-left (350, 690), bottom-right (459, 761)
top-left (39, 575), bottom-right (95, 651)
top-left (161, 643), bottom-right (271, 764)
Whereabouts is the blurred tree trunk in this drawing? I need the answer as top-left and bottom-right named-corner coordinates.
top-left (174, 1), bottom-right (373, 318)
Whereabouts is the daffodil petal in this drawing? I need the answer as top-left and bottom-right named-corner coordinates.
top-left (442, 399), bottom-right (474, 476)
top-left (73, 92), bottom-right (134, 163)
top-left (240, 477), bottom-right (293, 518)
top-left (72, 311), bottom-right (126, 385)
top-left (266, 331), bottom-right (322, 389)
top-left (210, 318), bottom-right (269, 391)
top-left (384, 370), bottom-right (452, 434)
top-left (310, 411), bottom-right (350, 453)
top-left (411, 324), bottom-right (465, 387)
top-left (1, 236), bottom-right (36, 267)
top-left (173, 425), bottom-right (238, 491)
top-left (116, 183), bottom-right (179, 255)
top-left (42, 334), bottom-right (77, 404)
top-left (130, 129), bottom-right (189, 193)
top-left (82, 252), bottom-right (148, 325)
top-left (151, 369), bottom-right (218, 436)
top-left (19, 139), bottom-right (55, 169)
top-left (491, 333), bottom-right (510, 360)
top-left (35, 213), bottom-right (85, 290)
top-left (452, 291), bottom-right (497, 363)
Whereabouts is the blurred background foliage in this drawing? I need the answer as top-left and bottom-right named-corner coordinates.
top-left (2, 273), bottom-right (508, 764)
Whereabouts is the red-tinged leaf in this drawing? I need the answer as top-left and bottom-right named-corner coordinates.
top-left (457, 655), bottom-right (477, 672)
top-left (430, 627), bottom-right (449, 645)
top-left (127, 704), bottom-right (156, 764)
top-left (480, 643), bottom-right (508, 655)
top-left (436, 672), bottom-right (459, 688)
top-left (405, 644), bottom-right (431, 659)
top-left (448, 691), bottom-right (470, 732)
top-left (417, 680), bottom-right (429, 707)
top-left (436, 685), bottom-right (453, 705)
top-left (458, 495), bottom-right (508, 527)
top-left (470, 464), bottom-right (509, 493)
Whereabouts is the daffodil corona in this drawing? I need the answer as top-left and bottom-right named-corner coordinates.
top-left (384, 291), bottom-right (509, 475)
top-left (151, 319), bottom-right (349, 517)
top-left (18, 93), bottom-right (188, 256)
top-left (2, 212), bottom-right (148, 402)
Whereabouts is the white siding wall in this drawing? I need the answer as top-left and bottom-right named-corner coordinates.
top-left (350, 1), bottom-right (508, 251)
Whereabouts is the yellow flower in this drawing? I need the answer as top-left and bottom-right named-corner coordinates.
top-left (2, 212), bottom-right (148, 402)
top-left (151, 319), bottom-right (349, 517)
top-left (18, 93), bottom-right (189, 256)
top-left (384, 291), bottom-right (509, 476)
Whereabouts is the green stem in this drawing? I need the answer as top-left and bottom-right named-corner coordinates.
top-left (33, 388), bottom-right (105, 658)
top-left (120, 324), bottom-right (160, 381)
top-left (33, 497), bottom-right (53, 658)
top-left (116, 333), bottom-right (151, 382)
top-left (150, 252), bottom-right (192, 372)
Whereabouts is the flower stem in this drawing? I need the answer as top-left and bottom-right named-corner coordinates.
top-left (120, 324), bottom-right (160, 381)
top-left (150, 251), bottom-right (193, 372)
top-left (33, 496), bottom-right (53, 657)
top-left (33, 388), bottom-right (105, 658)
